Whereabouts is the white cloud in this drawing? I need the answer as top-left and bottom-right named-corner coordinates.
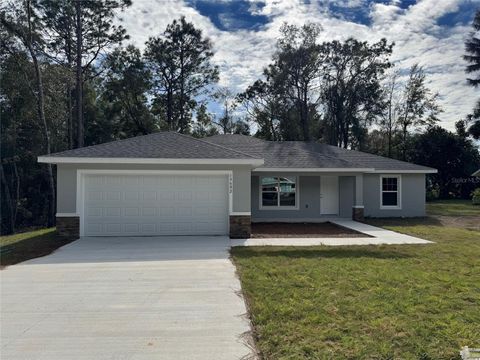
top-left (116, 0), bottom-right (479, 130)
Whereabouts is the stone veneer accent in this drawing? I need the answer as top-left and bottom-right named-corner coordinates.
top-left (229, 215), bottom-right (251, 239)
top-left (56, 216), bottom-right (80, 238)
top-left (352, 207), bottom-right (365, 222)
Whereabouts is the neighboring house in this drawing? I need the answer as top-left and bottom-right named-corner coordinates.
top-left (473, 169), bottom-right (480, 177)
top-left (38, 132), bottom-right (436, 239)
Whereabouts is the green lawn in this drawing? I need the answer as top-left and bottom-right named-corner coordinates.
top-left (232, 218), bottom-right (480, 359)
top-left (0, 228), bottom-right (76, 267)
top-left (427, 199), bottom-right (480, 216)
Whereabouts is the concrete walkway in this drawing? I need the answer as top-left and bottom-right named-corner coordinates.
top-left (1, 236), bottom-right (254, 360)
top-left (231, 219), bottom-right (433, 247)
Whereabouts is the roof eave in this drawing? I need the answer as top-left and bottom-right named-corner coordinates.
top-left (371, 169), bottom-right (438, 174)
top-left (37, 156), bottom-right (264, 166)
top-left (253, 167), bottom-right (375, 172)
top-left (253, 167), bottom-right (437, 174)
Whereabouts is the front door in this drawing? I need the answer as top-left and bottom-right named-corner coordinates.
top-left (320, 176), bottom-right (339, 215)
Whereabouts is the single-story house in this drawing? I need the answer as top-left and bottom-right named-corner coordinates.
top-left (38, 132), bottom-right (436, 239)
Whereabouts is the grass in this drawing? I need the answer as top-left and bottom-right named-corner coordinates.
top-left (0, 228), bottom-right (76, 267)
top-left (232, 217), bottom-right (480, 359)
top-left (426, 199), bottom-right (480, 216)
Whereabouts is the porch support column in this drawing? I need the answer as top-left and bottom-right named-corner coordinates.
top-left (353, 174), bottom-right (364, 221)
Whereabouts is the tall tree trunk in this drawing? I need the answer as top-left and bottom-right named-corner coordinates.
top-left (25, 0), bottom-right (56, 226)
top-left (75, 0), bottom-right (84, 147)
top-left (387, 103), bottom-right (393, 158)
top-left (13, 162), bottom-right (20, 228)
top-left (67, 85), bottom-right (73, 148)
top-left (387, 127), bottom-right (392, 158)
top-left (167, 89), bottom-right (173, 130)
top-left (402, 124), bottom-right (408, 161)
top-left (0, 164), bottom-right (15, 234)
top-left (66, 33), bottom-right (74, 149)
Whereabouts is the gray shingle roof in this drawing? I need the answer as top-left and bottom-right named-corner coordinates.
top-left (205, 134), bottom-right (436, 171)
top-left (43, 132), bottom-right (436, 172)
top-left (45, 132), bottom-right (260, 159)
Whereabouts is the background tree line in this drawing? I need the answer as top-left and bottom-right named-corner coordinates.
top-left (1, 1), bottom-right (479, 234)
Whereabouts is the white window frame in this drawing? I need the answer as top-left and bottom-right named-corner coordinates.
top-left (259, 176), bottom-right (299, 210)
top-left (380, 174), bottom-right (402, 210)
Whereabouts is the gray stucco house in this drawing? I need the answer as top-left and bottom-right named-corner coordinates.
top-left (38, 132), bottom-right (436, 239)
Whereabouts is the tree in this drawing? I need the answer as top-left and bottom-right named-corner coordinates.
top-left (145, 17), bottom-right (219, 133)
top-left (36, 0), bottom-right (131, 148)
top-left (268, 23), bottom-right (323, 140)
top-left (409, 126), bottom-right (480, 199)
top-left (464, 10), bottom-right (480, 139)
top-left (1, 0), bottom-right (56, 226)
top-left (238, 79), bottom-right (283, 140)
top-left (379, 70), bottom-right (401, 157)
top-left (397, 64), bottom-right (442, 160)
top-left (191, 104), bottom-right (218, 138)
top-left (100, 45), bottom-right (154, 137)
top-left (320, 38), bottom-right (393, 149)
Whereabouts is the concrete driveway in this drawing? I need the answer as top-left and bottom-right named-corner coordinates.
top-left (1, 237), bottom-right (254, 360)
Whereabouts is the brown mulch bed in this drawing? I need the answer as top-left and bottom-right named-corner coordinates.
top-left (251, 222), bottom-right (371, 238)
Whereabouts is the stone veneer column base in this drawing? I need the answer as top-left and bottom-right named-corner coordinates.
top-left (229, 215), bottom-right (251, 239)
top-left (56, 216), bottom-right (80, 238)
top-left (352, 207), bottom-right (365, 222)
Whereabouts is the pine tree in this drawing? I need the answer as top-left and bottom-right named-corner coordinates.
top-left (464, 10), bottom-right (480, 139)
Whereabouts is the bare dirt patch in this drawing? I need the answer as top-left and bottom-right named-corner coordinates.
top-left (432, 215), bottom-right (480, 231)
top-left (251, 222), bottom-right (370, 238)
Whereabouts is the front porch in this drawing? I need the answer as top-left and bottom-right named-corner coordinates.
top-left (250, 173), bottom-right (365, 223)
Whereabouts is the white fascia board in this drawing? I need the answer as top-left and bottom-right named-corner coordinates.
top-left (253, 167), bottom-right (437, 174)
top-left (253, 167), bottom-right (375, 172)
top-left (472, 170), bottom-right (480, 177)
top-left (38, 156), bottom-right (264, 166)
top-left (372, 169), bottom-right (437, 174)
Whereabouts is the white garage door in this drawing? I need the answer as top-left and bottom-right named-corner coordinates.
top-left (82, 173), bottom-right (229, 236)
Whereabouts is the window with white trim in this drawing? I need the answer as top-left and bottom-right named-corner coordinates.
top-left (260, 176), bottom-right (297, 209)
top-left (380, 175), bottom-right (401, 209)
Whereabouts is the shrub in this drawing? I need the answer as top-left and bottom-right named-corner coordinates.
top-left (426, 187), bottom-right (440, 201)
top-left (472, 188), bottom-right (480, 205)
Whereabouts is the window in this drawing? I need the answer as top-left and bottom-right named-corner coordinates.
top-left (380, 175), bottom-right (401, 209)
top-left (261, 176), bottom-right (297, 209)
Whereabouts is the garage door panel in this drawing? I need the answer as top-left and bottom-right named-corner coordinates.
top-left (83, 174), bottom-right (228, 236)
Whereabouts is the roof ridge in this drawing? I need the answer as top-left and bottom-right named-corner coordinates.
top-left (180, 132), bottom-right (262, 159)
top-left (319, 143), bottom-right (435, 169)
top-left (285, 141), bottom-right (358, 167)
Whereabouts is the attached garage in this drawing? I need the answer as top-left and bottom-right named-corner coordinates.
top-left (79, 172), bottom-right (230, 236)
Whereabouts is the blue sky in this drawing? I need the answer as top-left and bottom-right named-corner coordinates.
top-left (118, 0), bottom-right (479, 131)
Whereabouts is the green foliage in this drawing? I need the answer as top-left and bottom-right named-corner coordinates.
top-left (144, 17), bottom-right (219, 133)
top-left (191, 104), bottom-right (218, 138)
top-left (471, 188), bottom-right (480, 205)
top-left (426, 187), bottom-right (440, 201)
top-left (99, 45), bottom-right (155, 138)
top-left (409, 126), bottom-right (480, 199)
top-left (320, 38), bottom-right (393, 149)
top-left (464, 10), bottom-right (480, 138)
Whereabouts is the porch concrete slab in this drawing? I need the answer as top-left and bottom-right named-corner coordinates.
top-left (231, 220), bottom-right (433, 246)
top-left (1, 236), bottom-right (254, 360)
